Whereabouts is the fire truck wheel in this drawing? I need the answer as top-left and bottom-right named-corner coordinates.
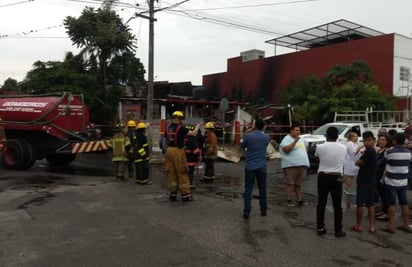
top-left (2, 139), bottom-right (29, 170)
top-left (45, 153), bottom-right (77, 166)
top-left (19, 139), bottom-right (36, 170)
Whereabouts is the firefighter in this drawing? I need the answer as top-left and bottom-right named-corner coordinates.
top-left (185, 125), bottom-right (202, 189)
top-left (202, 121), bottom-right (218, 183)
top-left (134, 122), bottom-right (152, 185)
top-left (164, 111), bottom-right (200, 202)
top-left (110, 123), bottom-right (130, 181)
top-left (127, 120), bottom-right (137, 178)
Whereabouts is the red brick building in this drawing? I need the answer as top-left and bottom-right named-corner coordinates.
top-left (203, 20), bottom-right (412, 111)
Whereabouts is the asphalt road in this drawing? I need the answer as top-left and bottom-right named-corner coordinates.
top-left (1, 152), bottom-right (412, 267)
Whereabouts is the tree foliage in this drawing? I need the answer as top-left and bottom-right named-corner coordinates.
top-left (64, 6), bottom-right (136, 90)
top-left (14, 7), bottom-right (145, 123)
top-left (107, 51), bottom-right (145, 91)
top-left (325, 60), bottom-right (373, 87)
top-left (1, 77), bottom-right (18, 92)
top-left (281, 61), bottom-right (396, 125)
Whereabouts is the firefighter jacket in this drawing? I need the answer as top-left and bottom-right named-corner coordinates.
top-left (110, 131), bottom-right (130, 162)
top-left (204, 130), bottom-right (218, 159)
top-left (185, 135), bottom-right (202, 166)
top-left (127, 129), bottom-right (137, 158)
top-left (165, 122), bottom-right (189, 149)
top-left (134, 131), bottom-right (150, 162)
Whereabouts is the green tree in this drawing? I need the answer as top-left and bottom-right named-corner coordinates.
top-left (281, 75), bottom-right (324, 124)
top-left (18, 57), bottom-right (106, 121)
top-left (64, 6), bottom-right (136, 91)
top-left (20, 58), bottom-right (98, 95)
top-left (107, 51), bottom-right (145, 96)
top-left (1, 77), bottom-right (18, 92)
top-left (325, 60), bottom-right (373, 87)
top-left (17, 7), bottom-right (146, 123)
top-left (281, 61), bottom-right (395, 125)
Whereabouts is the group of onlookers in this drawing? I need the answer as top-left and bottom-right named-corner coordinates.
top-left (241, 122), bottom-right (412, 238)
top-left (342, 127), bottom-right (412, 235)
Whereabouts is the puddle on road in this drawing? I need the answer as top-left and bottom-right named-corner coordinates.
top-left (2, 175), bottom-right (80, 192)
top-left (136, 192), bottom-right (166, 200)
top-left (47, 165), bottom-right (112, 177)
top-left (195, 176), bottom-right (242, 200)
top-left (215, 191), bottom-right (241, 199)
top-left (220, 176), bottom-right (241, 186)
top-left (24, 175), bottom-right (63, 184)
top-left (17, 192), bottom-right (55, 209)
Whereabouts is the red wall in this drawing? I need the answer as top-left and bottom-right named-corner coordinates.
top-left (203, 34), bottom-right (395, 105)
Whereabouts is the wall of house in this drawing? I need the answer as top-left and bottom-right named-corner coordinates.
top-left (394, 34), bottom-right (412, 97)
top-left (203, 34), bottom-right (396, 106)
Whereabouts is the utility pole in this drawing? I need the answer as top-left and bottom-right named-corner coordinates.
top-left (130, 1), bottom-right (156, 146)
top-left (147, 0), bottom-right (155, 126)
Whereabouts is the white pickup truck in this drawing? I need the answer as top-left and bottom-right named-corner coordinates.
top-left (301, 110), bottom-right (406, 169)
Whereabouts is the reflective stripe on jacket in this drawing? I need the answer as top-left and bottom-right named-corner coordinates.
top-left (111, 132), bottom-right (130, 162)
top-left (134, 132), bottom-right (150, 162)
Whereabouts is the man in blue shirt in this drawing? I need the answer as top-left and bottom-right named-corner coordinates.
top-left (240, 119), bottom-right (270, 219)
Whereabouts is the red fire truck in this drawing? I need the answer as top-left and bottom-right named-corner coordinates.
top-left (0, 92), bottom-right (110, 170)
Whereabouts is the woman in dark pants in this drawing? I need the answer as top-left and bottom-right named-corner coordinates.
top-left (375, 133), bottom-right (390, 220)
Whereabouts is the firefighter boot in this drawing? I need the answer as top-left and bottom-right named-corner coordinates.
top-left (169, 192), bottom-right (177, 202)
top-left (182, 193), bottom-right (193, 202)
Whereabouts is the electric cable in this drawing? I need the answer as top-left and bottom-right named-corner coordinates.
top-left (0, 0), bottom-right (34, 8)
top-left (171, 0), bottom-right (318, 11)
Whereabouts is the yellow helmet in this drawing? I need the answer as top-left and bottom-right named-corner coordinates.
top-left (172, 111), bottom-right (184, 118)
top-left (137, 122), bottom-right (147, 129)
top-left (127, 120), bottom-right (136, 128)
top-left (205, 122), bottom-right (214, 129)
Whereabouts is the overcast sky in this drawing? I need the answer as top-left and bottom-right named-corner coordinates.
top-left (1, 0), bottom-right (412, 86)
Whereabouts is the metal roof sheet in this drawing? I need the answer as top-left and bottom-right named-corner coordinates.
top-left (265, 19), bottom-right (384, 50)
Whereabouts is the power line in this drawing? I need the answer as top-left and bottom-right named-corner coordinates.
top-left (3, 36), bottom-right (68, 39)
top-left (0, 1), bottom-right (144, 40)
top-left (174, 0), bottom-right (319, 11)
top-left (160, 0), bottom-right (287, 37)
top-left (0, 25), bottom-right (63, 39)
top-left (66, 0), bottom-right (143, 9)
top-left (0, 0), bottom-right (34, 8)
top-left (166, 9), bottom-right (284, 36)
top-left (157, 0), bottom-right (325, 37)
top-left (154, 0), bottom-right (190, 12)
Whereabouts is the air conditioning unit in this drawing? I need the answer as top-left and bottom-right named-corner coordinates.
top-left (240, 49), bottom-right (265, 62)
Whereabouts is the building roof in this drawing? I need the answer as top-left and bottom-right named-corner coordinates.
top-left (265, 19), bottom-right (384, 51)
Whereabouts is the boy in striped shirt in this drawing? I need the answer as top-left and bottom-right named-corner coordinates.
top-left (381, 133), bottom-right (412, 234)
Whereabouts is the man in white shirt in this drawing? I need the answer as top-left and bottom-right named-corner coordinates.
top-left (315, 126), bottom-right (347, 238)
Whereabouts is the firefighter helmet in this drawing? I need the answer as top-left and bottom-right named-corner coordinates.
top-left (205, 122), bottom-right (214, 129)
top-left (172, 111), bottom-right (184, 118)
top-left (127, 120), bottom-right (136, 128)
top-left (137, 122), bottom-right (147, 129)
